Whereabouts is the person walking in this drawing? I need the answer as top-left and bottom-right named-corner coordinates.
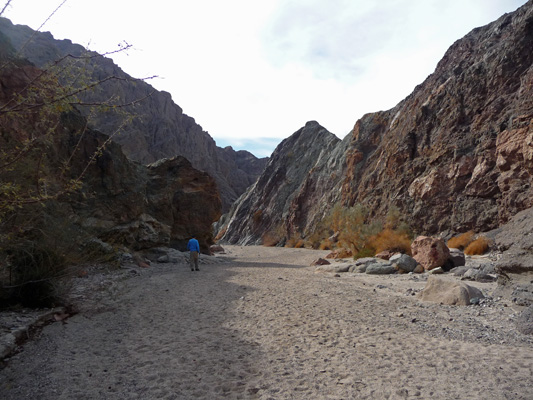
top-left (187, 236), bottom-right (200, 271)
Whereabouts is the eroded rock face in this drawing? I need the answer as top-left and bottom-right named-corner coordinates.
top-left (220, 121), bottom-right (344, 245)
top-left (0, 62), bottom-right (221, 253)
top-left (0, 17), bottom-right (267, 212)
top-left (221, 2), bottom-right (533, 243)
top-left (492, 207), bottom-right (533, 274)
top-left (341, 2), bottom-right (533, 233)
top-left (66, 124), bottom-right (222, 252)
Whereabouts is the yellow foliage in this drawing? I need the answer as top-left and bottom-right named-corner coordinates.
top-left (285, 235), bottom-right (305, 248)
top-left (319, 238), bottom-right (334, 250)
top-left (367, 228), bottom-right (412, 255)
top-left (464, 236), bottom-right (490, 255)
top-left (447, 231), bottom-right (474, 250)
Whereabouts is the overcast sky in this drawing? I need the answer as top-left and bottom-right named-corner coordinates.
top-left (3, 0), bottom-right (528, 157)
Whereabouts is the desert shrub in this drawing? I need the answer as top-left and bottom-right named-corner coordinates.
top-left (308, 202), bottom-right (413, 257)
top-left (318, 238), bottom-right (334, 250)
top-left (447, 231), bottom-right (474, 250)
top-left (367, 228), bottom-right (412, 255)
top-left (332, 248), bottom-right (353, 258)
top-left (3, 243), bottom-right (67, 308)
top-left (285, 235), bottom-right (305, 248)
top-left (464, 236), bottom-right (490, 255)
top-left (353, 247), bottom-right (375, 260)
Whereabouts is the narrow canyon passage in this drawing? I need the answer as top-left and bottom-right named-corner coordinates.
top-left (1, 246), bottom-right (532, 399)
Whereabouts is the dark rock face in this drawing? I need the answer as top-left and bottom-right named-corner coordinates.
top-left (220, 121), bottom-right (343, 245)
top-left (221, 2), bottom-right (533, 244)
top-left (491, 207), bottom-right (533, 274)
top-left (0, 17), bottom-right (267, 212)
top-left (0, 64), bottom-right (220, 253)
top-left (60, 114), bottom-right (221, 253)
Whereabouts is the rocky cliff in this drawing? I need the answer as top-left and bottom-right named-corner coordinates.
top-left (221, 121), bottom-right (344, 244)
top-left (0, 61), bottom-right (221, 253)
top-left (0, 17), bottom-right (267, 211)
top-left (220, 1), bottom-right (533, 244)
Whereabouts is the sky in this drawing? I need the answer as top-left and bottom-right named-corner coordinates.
top-left (2, 0), bottom-right (528, 157)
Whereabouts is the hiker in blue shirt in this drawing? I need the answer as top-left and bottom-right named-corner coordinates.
top-left (187, 236), bottom-right (200, 271)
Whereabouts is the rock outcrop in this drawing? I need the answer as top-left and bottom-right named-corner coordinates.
top-left (221, 1), bottom-right (533, 244)
top-left (340, 1), bottom-right (533, 233)
top-left (0, 62), bottom-right (221, 253)
top-left (220, 121), bottom-right (345, 245)
top-left (0, 17), bottom-right (267, 211)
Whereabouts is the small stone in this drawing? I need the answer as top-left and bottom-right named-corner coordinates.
top-left (470, 297), bottom-right (481, 305)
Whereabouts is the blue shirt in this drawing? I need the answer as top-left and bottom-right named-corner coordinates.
top-left (187, 238), bottom-right (200, 252)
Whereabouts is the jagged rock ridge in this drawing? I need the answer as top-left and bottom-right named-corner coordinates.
top-left (221, 1), bottom-right (533, 244)
top-left (0, 17), bottom-right (268, 212)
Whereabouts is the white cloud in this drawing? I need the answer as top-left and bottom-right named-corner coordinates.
top-left (3, 0), bottom-right (528, 157)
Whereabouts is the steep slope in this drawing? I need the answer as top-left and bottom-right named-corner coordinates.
top-left (221, 121), bottom-right (345, 245)
top-left (341, 0), bottom-right (533, 233)
top-left (0, 61), bottom-right (221, 252)
top-left (221, 1), bottom-right (533, 244)
top-left (0, 17), bottom-right (267, 211)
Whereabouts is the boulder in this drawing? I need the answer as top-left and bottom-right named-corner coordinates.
top-left (413, 264), bottom-right (425, 274)
top-left (375, 250), bottom-right (396, 260)
top-left (351, 264), bottom-right (368, 273)
top-left (210, 244), bottom-right (225, 254)
top-left (516, 306), bottom-right (533, 335)
top-left (365, 263), bottom-right (396, 275)
top-left (411, 236), bottom-right (450, 271)
top-left (311, 258), bottom-right (330, 266)
top-left (451, 266), bottom-right (470, 277)
top-left (419, 276), bottom-right (485, 306)
top-left (461, 268), bottom-right (497, 282)
top-left (448, 248), bottom-right (466, 267)
top-left (390, 254), bottom-right (418, 273)
top-left (355, 257), bottom-right (379, 266)
top-left (315, 264), bottom-right (350, 273)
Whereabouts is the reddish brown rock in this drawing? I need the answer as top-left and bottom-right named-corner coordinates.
top-left (311, 258), bottom-right (331, 266)
top-left (220, 3), bottom-right (533, 245)
top-left (375, 250), bottom-right (397, 260)
top-left (325, 249), bottom-right (353, 259)
top-left (411, 236), bottom-right (450, 271)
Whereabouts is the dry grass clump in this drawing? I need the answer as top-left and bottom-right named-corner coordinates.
top-left (464, 236), bottom-right (490, 255)
top-left (285, 236), bottom-right (305, 248)
top-left (367, 228), bottom-right (412, 255)
top-left (318, 238), bottom-right (334, 250)
top-left (447, 231), bottom-right (475, 250)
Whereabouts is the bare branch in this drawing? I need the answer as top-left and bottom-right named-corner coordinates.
top-left (0, 0), bottom-right (12, 17)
